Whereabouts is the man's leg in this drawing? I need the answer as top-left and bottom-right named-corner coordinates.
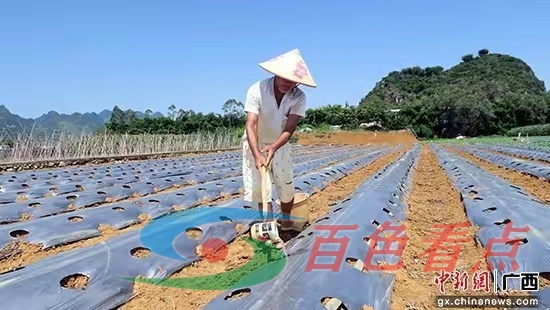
top-left (242, 140), bottom-right (273, 220)
top-left (271, 144), bottom-right (295, 229)
top-left (279, 197), bottom-right (294, 228)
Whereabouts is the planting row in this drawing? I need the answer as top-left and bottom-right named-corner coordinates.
top-left (0, 145), bottom-right (338, 188)
top-left (0, 145), bottom-right (389, 250)
top-left (431, 145), bottom-right (550, 309)
top-left (451, 145), bottom-right (550, 181)
top-left (205, 144), bottom-right (421, 310)
top-left (498, 142), bottom-right (550, 153)
top-left (0, 145), bottom-right (343, 202)
top-left (0, 144), bottom-right (399, 309)
top-left (0, 145), bottom-right (367, 224)
top-left (476, 144), bottom-right (550, 162)
top-left (0, 149), bottom-right (240, 183)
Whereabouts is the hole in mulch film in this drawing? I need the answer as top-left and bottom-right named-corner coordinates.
top-left (505, 238), bottom-right (528, 246)
top-left (130, 247), bottom-right (151, 258)
top-left (224, 288), bottom-right (251, 301)
top-left (68, 216), bottom-right (83, 222)
top-left (60, 273), bottom-right (89, 290)
top-left (220, 216), bottom-right (233, 223)
top-left (9, 229), bottom-right (29, 238)
top-left (494, 219), bottom-right (511, 226)
top-left (28, 202), bottom-right (41, 208)
top-left (185, 227), bottom-right (202, 239)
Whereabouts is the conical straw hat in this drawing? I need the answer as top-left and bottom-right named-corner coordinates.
top-left (258, 49), bottom-right (317, 88)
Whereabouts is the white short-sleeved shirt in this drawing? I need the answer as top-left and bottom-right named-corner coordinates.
top-left (243, 77), bottom-right (306, 144)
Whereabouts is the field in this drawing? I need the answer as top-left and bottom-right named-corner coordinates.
top-left (0, 130), bottom-right (549, 309)
top-left (0, 130), bottom-right (242, 167)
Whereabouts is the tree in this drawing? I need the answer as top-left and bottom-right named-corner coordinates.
top-left (478, 49), bottom-right (489, 56)
top-left (222, 99), bottom-right (245, 127)
top-left (462, 54), bottom-right (474, 62)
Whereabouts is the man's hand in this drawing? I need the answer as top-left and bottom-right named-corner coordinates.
top-left (254, 155), bottom-right (267, 171)
top-left (261, 145), bottom-right (276, 167)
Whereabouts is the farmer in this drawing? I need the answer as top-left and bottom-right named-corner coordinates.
top-left (242, 48), bottom-right (316, 231)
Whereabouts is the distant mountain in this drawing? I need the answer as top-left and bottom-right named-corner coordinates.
top-left (0, 105), bottom-right (164, 137)
top-left (97, 109), bottom-right (163, 122)
top-left (98, 109), bottom-right (112, 122)
top-left (34, 111), bottom-right (106, 135)
top-left (0, 105), bottom-right (35, 134)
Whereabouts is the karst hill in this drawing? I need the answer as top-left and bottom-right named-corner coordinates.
top-left (359, 49), bottom-right (550, 138)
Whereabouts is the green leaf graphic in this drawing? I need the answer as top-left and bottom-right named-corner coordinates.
top-left (123, 236), bottom-right (287, 290)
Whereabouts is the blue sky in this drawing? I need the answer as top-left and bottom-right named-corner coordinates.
top-left (1, 0), bottom-right (549, 119)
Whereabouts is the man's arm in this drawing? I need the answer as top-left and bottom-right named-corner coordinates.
top-left (245, 112), bottom-right (262, 159)
top-left (271, 93), bottom-right (306, 151)
top-left (271, 114), bottom-right (302, 151)
top-left (244, 84), bottom-right (262, 160)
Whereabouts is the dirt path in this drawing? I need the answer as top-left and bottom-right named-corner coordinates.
top-left (390, 144), bottom-right (488, 310)
top-left (448, 147), bottom-right (550, 204)
top-left (297, 130), bottom-right (418, 146)
top-left (119, 146), bottom-right (412, 310)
